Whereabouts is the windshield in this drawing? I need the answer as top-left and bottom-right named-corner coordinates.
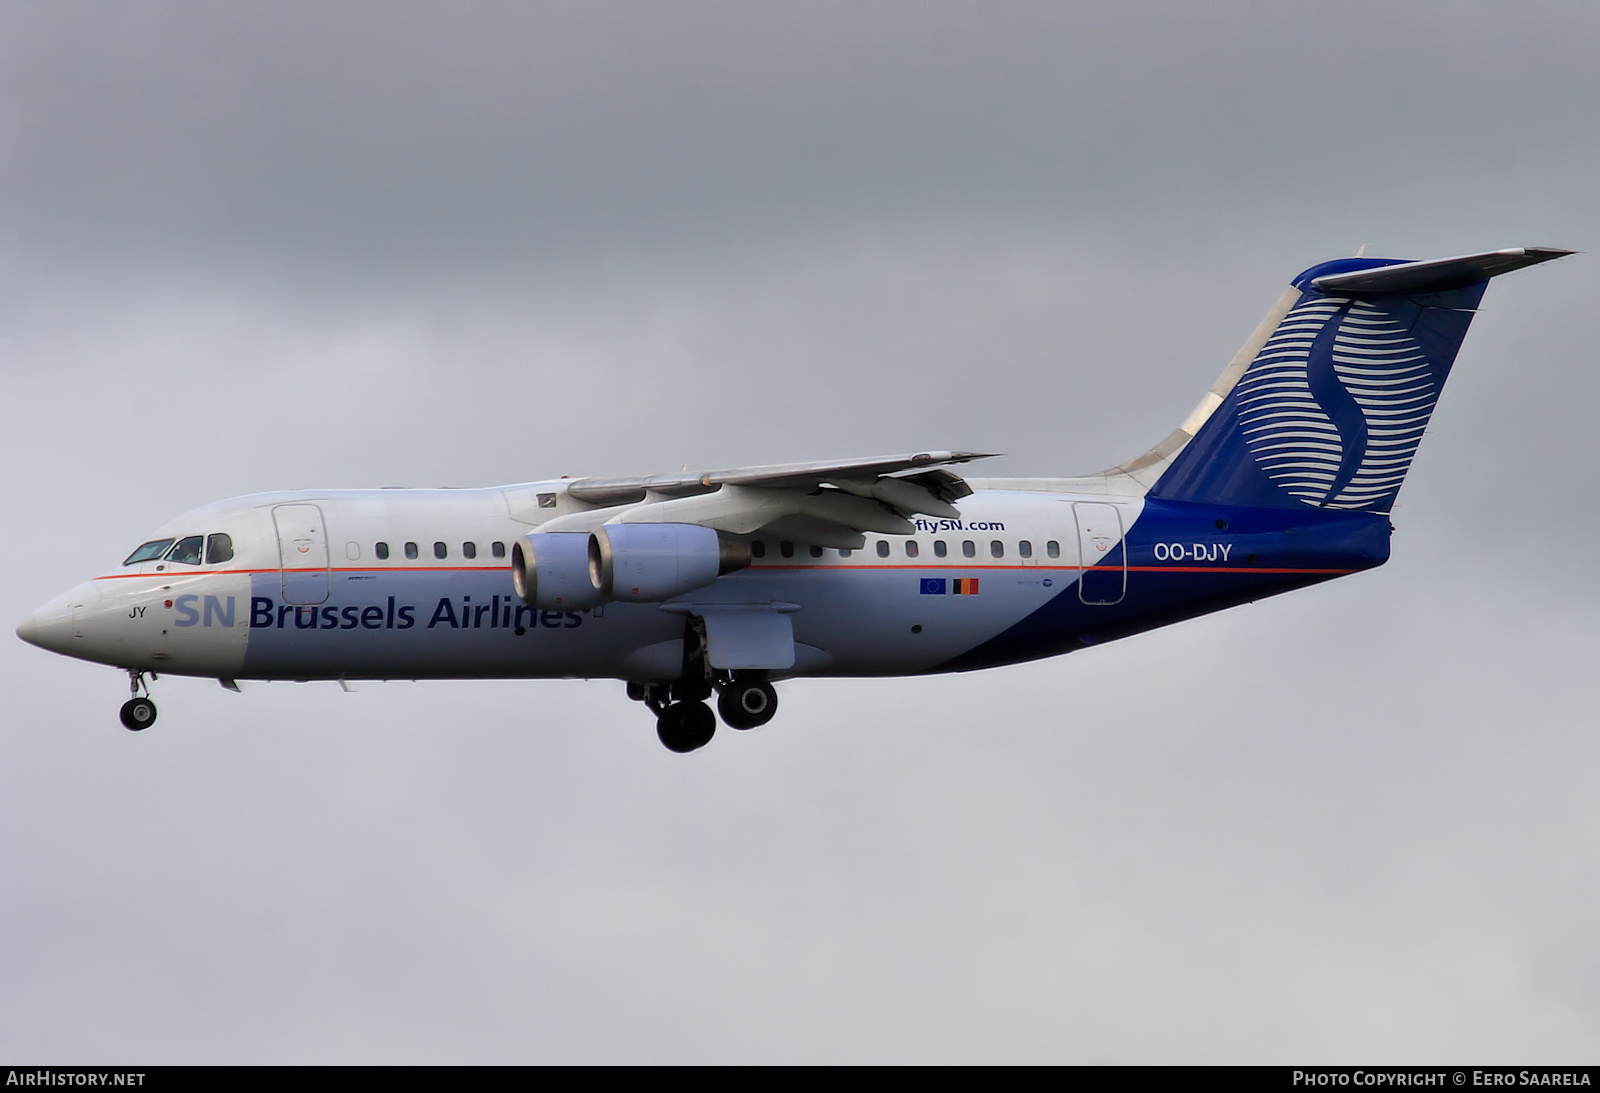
top-left (123, 539), bottom-right (175, 566)
top-left (166, 536), bottom-right (203, 565)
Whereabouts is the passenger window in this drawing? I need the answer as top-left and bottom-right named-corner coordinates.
top-left (1019, 540), bottom-right (1032, 559)
top-left (751, 540), bottom-right (766, 559)
top-left (376, 542), bottom-right (390, 560)
top-left (492, 542), bottom-right (506, 559)
top-left (434, 542), bottom-right (448, 560)
top-left (838, 548), bottom-right (853, 558)
top-left (905, 541), bottom-right (919, 558)
top-left (345, 542), bottom-right (361, 561)
top-left (990, 540), bottom-right (1004, 559)
top-left (809, 544), bottom-right (823, 558)
top-left (876, 541), bottom-right (890, 558)
top-left (123, 539), bottom-right (175, 566)
top-left (463, 542), bottom-right (477, 560)
top-left (962, 540), bottom-right (976, 558)
top-left (1047, 540), bottom-right (1060, 558)
top-left (933, 540), bottom-right (948, 558)
top-left (205, 533), bottom-right (234, 564)
top-left (166, 536), bottom-right (203, 565)
top-left (405, 542), bottom-right (419, 560)
top-left (780, 541), bottom-right (795, 558)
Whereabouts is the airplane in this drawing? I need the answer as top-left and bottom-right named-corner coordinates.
top-left (16, 247), bottom-right (1572, 752)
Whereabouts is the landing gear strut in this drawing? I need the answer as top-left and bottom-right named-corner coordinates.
top-left (645, 615), bottom-right (715, 753)
top-left (626, 620), bottom-right (781, 751)
top-left (120, 670), bottom-right (157, 731)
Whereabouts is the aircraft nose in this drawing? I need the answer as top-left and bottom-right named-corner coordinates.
top-left (16, 604), bottom-right (70, 653)
top-left (16, 611), bottom-right (41, 645)
top-left (16, 584), bottom-right (96, 656)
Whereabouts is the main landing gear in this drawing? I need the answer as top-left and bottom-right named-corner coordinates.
top-left (655, 696), bottom-right (716, 753)
top-left (718, 677), bottom-right (778, 731)
top-left (119, 670), bottom-right (157, 731)
top-left (627, 618), bottom-right (781, 753)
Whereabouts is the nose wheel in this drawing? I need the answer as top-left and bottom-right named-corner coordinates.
top-left (119, 697), bottom-right (157, 731)
top-left (119, 670), bottom-right (157, 731)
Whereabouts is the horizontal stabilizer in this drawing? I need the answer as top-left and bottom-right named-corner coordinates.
top-left (1309, 247), bottom-right (1574, 296)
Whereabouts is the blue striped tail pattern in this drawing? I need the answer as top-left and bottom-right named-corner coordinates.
top-left (1149, 256), bottom-right (1493, 513)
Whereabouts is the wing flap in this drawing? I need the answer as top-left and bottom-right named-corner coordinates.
top-left (551, 450), bottom-right (993, 540)
top-left (564, 450), bottom-right (994, 504)
top-left (609, 484), bottom-right (915, 535)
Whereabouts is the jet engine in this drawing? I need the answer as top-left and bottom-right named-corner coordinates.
top-left (512, 532), bottom-right (607, 610)
top-left (589, 523), bottom-right (750, 603)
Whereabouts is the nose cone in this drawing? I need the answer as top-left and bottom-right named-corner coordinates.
top-left (17, 584), bottom-right (96, 656)
top-left (16, 611), bottom-right (42, 646)
top-left (16, 603), bottom-right (70, 653)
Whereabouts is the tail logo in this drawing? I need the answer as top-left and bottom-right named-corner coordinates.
top-left (1236, 296), bottom-right (1436, 510)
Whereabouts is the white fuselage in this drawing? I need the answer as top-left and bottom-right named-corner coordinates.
top-left (27, 482), bottom-right (1149, 683)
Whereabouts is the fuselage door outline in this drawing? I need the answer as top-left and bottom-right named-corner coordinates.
top-left (1073, 502), bottom-right (1126, 605)
top-left (272, 503), bottom-right (331, 606)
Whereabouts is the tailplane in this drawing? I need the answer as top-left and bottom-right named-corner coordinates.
top-left (1130, 248), bottom-right (1571, 512)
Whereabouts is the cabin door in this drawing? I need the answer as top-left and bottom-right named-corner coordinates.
top-left (1073, 503), bottom-right (1126, 605)
top-left (273, 504), bottom-right (331, 606)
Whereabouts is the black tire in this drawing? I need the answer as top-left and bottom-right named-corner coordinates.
top-left (656, 701), bottom-right (716, 753)
top-left (718, 680), bottom-right (778, 730)
top-left (119, 697), bottom-right (157, 731)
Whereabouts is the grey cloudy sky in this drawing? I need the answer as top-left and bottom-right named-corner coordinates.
top-left (3, 1), bottom-right (1597, 1063)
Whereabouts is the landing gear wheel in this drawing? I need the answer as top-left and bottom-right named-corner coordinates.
top-left (656, 701), bottom-right (716, 753)
top-left (717, 679), bottom-right (778, 730)
top-left (119, 697), bottom-right (157, 731)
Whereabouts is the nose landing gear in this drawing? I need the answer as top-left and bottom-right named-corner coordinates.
top-left (119, 698), bottom-right (157, 731)
top-left (119, 670), bottom-right (157, 731)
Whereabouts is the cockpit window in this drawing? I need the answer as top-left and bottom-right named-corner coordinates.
top-left (166, 536), bottom-right (204, 565)
top-left (205, 533), bottom-right (234, 565)
top-left (123, 539), bottom-right (175, 566)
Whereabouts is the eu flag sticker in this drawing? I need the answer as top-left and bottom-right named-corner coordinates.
top-left (920, 578), bottom-right (947, 595)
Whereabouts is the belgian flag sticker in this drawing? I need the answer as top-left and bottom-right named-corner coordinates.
top-left (952, 578), bottom-right (979, 595)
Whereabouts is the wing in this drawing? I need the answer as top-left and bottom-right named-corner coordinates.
top-left (528, 450), bottom-right (997, 548)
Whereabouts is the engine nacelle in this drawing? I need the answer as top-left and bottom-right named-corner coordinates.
top-left (512, 532), bottom-right (607, 610)
top-left (589, 523), bottom-right (750, 603)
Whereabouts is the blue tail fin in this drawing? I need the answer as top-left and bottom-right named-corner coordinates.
top-left (1147, 248), bottom-right (1571, 512)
